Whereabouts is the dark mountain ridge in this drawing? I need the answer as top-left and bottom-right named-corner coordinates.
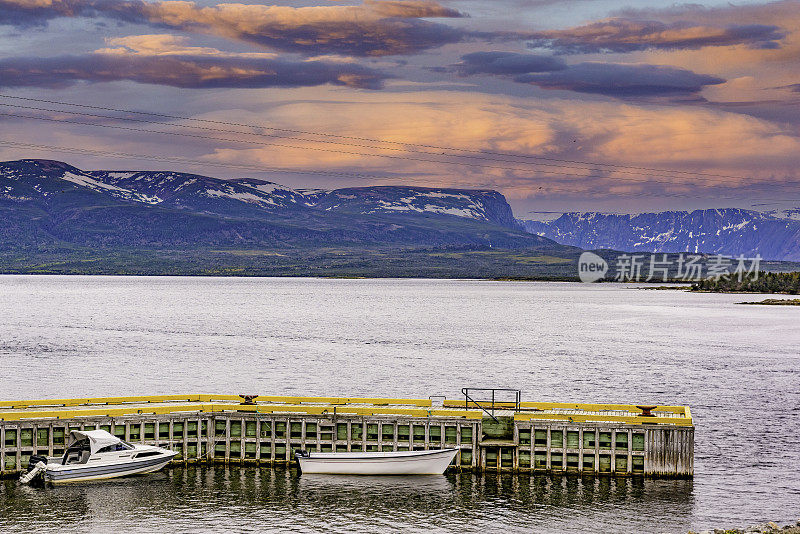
top-left (0, 159), bottom-right (557, 251)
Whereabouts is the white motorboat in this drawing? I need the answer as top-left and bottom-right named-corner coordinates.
top-left (294, 448), bottom-right (458, 475)
top-left (20, 429), bottom-right (177, 485)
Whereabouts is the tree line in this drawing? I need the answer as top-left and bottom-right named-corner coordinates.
top-left (692, 271), bottom-right (800, 294)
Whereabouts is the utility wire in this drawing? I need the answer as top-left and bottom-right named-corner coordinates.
top-left (0, 110), bottom-right (680, 180)
top-left (3, 109), bottom-right (794, 191)
top-left (0, 140), bottom-right (389, 180)
top-left (3, 139), bottom-right (799, 202)
top-left (0, 93), bottom-right (768, 181)
top-left (0, 100), bottom-right (731, 183)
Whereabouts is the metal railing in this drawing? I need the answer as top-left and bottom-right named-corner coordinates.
top-left (462, 388), bottom-right (521, 421)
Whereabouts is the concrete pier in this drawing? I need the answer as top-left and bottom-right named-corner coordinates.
top-left (0, 394), bottom-right (693, 478)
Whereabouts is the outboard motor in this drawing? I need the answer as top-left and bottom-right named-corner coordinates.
top-left (19, 455), bottom-right (48, 485)
top-left (28, 455), bottom-right (48, 470)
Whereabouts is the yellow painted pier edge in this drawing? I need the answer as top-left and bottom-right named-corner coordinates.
top-left (0, 394), bottom-right (694, 479)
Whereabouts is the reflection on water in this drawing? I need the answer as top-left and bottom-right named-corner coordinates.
top-left (0, 466), bottom-right (695, 533)
top-left (299, 472), bottom-right (454, 494)
top-left (2, 276), bottom-right (798, 531)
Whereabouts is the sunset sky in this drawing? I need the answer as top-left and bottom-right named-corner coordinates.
top-left (1, 0), bottom-right (799, 215)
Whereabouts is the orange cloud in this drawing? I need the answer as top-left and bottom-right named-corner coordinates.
top-left (0, 0), bottom-right (469, 56)
top-left (96, 34), bottom-right (279, 58)
top-left (189, 89), bottom-right (800, 199)
top-left (2, 87), bottom-right (797, 205)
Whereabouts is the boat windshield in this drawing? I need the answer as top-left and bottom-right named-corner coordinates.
top-left (96, 441), bottom-right (135, 453)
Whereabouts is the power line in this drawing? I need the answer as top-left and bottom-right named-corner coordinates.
top-left (0, 109), bottom-right (674, 180)
top-left (4, 108), bottom-right (794, 191)
top-left (0, 140), bottom-right (387, 180)
top-left (0, 100), bottom-right (730, 183)
top-left (2, 139), bottom-right (798, 202)
top-left (1, 100), bottom-right (781, 187)
top-left (0, 93), bottom-right (767, 181)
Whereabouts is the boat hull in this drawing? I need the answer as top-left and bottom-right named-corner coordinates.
top-left (296, 448), bottom-right (458, 475)
top-left (44, 452), bottom-right (177, 484)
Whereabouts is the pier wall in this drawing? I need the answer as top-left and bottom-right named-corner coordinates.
top-left (0, 395), bottom-right (694, 478)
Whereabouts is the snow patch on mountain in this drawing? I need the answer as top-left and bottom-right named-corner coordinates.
top-left (204, 188), bottom-right (277, 205)
top-left (368, 199), bottom-right (482, 218)
top-left (416, 192), bottom-right (471, 200)
top-left (137, 194), bottom-right (163, 205)
top-left (241, 182), bottom-right (283, 195)
top-left (175, 178), bottom-right (197, 191)
top-left (61, 172), bottom-right (130, 193)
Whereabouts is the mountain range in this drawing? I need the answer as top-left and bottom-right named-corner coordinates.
top-left (521, 209), bottom-right (800, 261)
top-left (3, 158), bottom-right (799, 276)
top-left (0, 159), bottom-right (552, 251)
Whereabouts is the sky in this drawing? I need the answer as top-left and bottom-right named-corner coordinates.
top-left (0, 0), bottom-right (799, 216)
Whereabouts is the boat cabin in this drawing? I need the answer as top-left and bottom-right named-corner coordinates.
top-left (62, 430), bottom-right (134, 465)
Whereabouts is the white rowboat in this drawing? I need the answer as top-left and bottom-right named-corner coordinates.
top-left (295, 448), bottom-right (458, 475)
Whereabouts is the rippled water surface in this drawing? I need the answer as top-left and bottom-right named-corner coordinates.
top-left (0, 276), bottom-right (798, 533)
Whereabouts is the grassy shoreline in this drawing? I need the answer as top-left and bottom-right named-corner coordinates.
top-left (1, 249), bottom-right (799, 282)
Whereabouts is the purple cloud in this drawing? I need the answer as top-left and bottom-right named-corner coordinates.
top-left (527, 20), bottom-right (786, 54)
top-left (515, 62), bottom-right (725, 97)
top-left (454, 51), bottom-right (566, 75)
top-left (0, 54), bottom-right (389, 89)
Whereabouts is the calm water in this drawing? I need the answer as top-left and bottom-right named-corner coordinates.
top-left (0, 276), bottom-right (798, 532)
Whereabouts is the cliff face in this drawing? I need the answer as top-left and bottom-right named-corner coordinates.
top-left (309, 186), bottom-right (522, 229)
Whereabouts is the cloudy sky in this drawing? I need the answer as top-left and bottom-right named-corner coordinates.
top-left (1, 0), bottom-right (799, 214)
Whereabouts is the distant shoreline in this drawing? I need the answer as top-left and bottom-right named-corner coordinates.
top-left (1, 272), bottom-right (797, 300)
top-left (737, 298), bottom-right (800, 306)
